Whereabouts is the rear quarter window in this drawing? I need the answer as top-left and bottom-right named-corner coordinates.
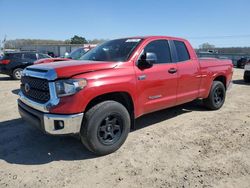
top-left (174, 40), bottom-right (190, 62)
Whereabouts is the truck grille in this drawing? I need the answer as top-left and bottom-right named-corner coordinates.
top-left (21, 76), bottom-right (50, 103)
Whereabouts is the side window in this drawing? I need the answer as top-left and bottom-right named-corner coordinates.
top-left (174, 40), bottom-right (190, 62)
top-left (38, 53), bottom-right (50, 59)
top-left (9, 53), bottom-right (22, 59)
top-left (143, 40), bottom-right (172, 64)
top-left (24, 53), bottom-right (37, 60)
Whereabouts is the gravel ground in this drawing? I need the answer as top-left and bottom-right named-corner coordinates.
top-left (0, 68), bottom-right (249, 188)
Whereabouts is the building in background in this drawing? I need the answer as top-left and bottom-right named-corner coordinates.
top-left (20, 44), bottom-right (97, 57)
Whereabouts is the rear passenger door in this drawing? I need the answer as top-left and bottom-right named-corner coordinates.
top-left (171, 40), bottom-right (200, 105)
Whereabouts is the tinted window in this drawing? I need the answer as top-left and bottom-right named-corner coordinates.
top-left (80, 38), bottom-right (142, 62)
top-left (143, 40), bottom-right (172, 64)
top-left (24, 53), bottom-right (37, 60)
top-left (39, 53), bottom-right (51, 59)
top-left (5, 53), bottom-right (22, 59)
top-left (174, 41), bottom-right (190, 62)
top-left (69, 48), bottom-right (87, 60)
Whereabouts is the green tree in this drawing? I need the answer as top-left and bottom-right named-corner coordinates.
top-left (88, 38), bottom-right (107, 44)
top-left (70, 35), bottom-right (88, 44)
top-left (199, 42), bottom-right (215, 50)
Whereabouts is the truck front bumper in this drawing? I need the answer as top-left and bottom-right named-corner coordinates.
top-left (18, 99), bottom-right (84, 135)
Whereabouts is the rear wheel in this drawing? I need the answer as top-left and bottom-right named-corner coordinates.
top-left (244, 73), bottom-right (250, 83)
top-left (80, 101), bottom-right (131, 155)
top-left (12, 68), bottom-right (23, 80)
top-left (203, 81), bottom-right (226, 110)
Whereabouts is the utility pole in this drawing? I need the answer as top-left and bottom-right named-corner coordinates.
top-left (2, 35), bottom-right (7, 51)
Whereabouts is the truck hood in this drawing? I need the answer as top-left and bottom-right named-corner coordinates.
top-left (28, 60), bottom-right (118, 78)
top-left (34, 57), bottom-right (71, 65)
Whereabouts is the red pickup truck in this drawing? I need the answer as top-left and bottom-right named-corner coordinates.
top-left (18, 36), bottom-right (233, 155)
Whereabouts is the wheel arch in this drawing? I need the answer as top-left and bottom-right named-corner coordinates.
top-left (213, 75), bottom-right (227, 89)
top-left (85, 91), bottom-right (135, 129)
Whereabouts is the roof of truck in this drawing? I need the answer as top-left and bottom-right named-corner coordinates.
top-left (121, 36), bottom-right (187, 41)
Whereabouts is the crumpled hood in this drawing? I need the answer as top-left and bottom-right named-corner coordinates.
top-left (28, 60), bottom-right (118, 78)
top-left (34, 58), bottom-right (71, 65)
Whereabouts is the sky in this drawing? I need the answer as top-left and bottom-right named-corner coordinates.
top-left (0, 0), bottom-right (250, 48)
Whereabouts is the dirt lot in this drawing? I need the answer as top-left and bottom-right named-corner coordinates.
top-left (0, 68), bottom-right (249, 188)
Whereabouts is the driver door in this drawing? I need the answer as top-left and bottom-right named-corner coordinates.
top-left (135, 39), bottom-right (178, 116)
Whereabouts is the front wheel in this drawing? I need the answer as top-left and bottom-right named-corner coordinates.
top-left (203, 81), bottom-right (226, 110)
top-left (12, 68), bottom-right (23, 80)
top-left (80, 101), bottom-right (131, 155)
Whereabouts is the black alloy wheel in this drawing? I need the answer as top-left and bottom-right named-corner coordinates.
top-left (98, 114), bottom-right (123, 145)
top-left (213, 87), bottom-right (224, 105)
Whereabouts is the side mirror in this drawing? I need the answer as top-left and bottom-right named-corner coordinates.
top-left (138, 52), bottom-right (156, 69)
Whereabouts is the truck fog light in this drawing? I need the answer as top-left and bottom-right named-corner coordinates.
top-left (54, 120), bottom-right (64, 130)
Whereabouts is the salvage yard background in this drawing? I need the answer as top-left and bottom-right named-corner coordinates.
top-left (0, 68), bottom-right (249, 188)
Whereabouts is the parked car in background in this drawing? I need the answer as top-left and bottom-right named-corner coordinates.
top-left (34, 47), bottom-right (93, 65)
top-left (244, 60), bottom-right (250, 82)
top-left (237, 57), bottom-right (248, 68)
top-left (18, 36), bottom-right (233, 155)
top-left (0, 51), bottom-right (51, 79)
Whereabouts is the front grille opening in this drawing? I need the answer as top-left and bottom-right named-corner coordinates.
top-left (21, 76), bottom-right (50, 103)
top-left (26, 68), bottom-right (48, 73)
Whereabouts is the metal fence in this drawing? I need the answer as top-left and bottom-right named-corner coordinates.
top-left (20, 44), bottom-right (84, 57)
top-left (197, 53), bottom-right (250, 66)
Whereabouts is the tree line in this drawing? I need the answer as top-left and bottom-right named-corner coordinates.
top-left (198, 42), bottom-right (250, 54)
top-left (3, 35), bottom-right (107, 49)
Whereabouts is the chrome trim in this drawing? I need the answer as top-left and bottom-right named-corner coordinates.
top-left (22, 66), bottom-right (57, 80)
top-left (196, 74), bottom-right (207, 78)
top-left (19, 66), bottom-right (59, 112)
top-left (19, 82), bottom-right (60, 112)
top-left (43, 113), bottom-right (84, 135)
top-left (148, 95), bottom-right (162, 100)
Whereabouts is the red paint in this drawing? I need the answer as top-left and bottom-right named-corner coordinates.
top-left (35, 36), bottom-right (233, 118)
top-left (0, 59), bottom-right (10, 65)
top-left (34, 58), bottom-right (71, 65)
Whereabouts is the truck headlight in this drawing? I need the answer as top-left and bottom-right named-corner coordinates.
top-left (55, 79), bottom-right (87, 97)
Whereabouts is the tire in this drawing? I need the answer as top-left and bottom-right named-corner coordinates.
top-left (203, 81), bottom-right (226, 110)
top-left (244, 73), bottom-right (250, 83)
top-left (12, 68), bottom-right (23, 80)
top-left (80, 101), bottom-right (131, 155)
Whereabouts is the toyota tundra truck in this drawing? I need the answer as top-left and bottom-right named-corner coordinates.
top-left (18, 36), bottom-right (233, 155)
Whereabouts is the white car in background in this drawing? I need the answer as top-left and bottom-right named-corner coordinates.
top-left (244, 61), bottom-right (250, 82)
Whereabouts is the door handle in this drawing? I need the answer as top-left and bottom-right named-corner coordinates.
top-left (168, 68), bottom-right (177, 74)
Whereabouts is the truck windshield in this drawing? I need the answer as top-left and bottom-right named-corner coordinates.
top-left (80, 38), bottom-right (142, 62)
